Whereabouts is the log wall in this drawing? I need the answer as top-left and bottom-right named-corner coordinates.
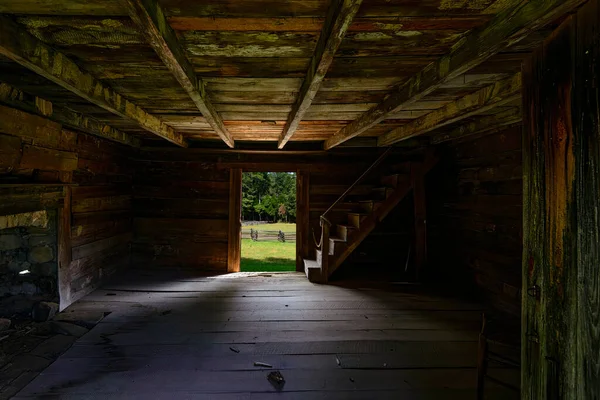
top-left (429, 125), bottom-right (523, 316)
top-left (132, 155), bottom-right (231, 272)
top-left (131, 149), bottom-right (408, 274)
top-left (0, 103), bottom-right (133, 309)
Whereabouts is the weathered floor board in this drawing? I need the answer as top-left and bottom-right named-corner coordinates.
top-left (14, 271), bottom-right (518, 399)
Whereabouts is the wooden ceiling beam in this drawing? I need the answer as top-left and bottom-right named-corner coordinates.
top-left (324, 0), bottom-right (585, 150)
top-left (0, 15), bottom-right (187, 147)
top-left (0, 83), bottom-right (141, 147)
top-left (430, 107), bottom-right (522, 145)
top-left (378, 73), bottom-right (521, 146)
top-left (125, 0), bottom-right (234, 148)
top-left (278, 0), bottom-right (363, 149)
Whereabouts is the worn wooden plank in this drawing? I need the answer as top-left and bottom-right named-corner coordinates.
top-left (0, 15), bottom-right (186, 147)
top-left (0, 103), bottom-right (62, 143)
top-left (19, 145), bottom-right (78, 172)
top-left (430, 108), bottom-right (522, 145)
top-left (228, 168), bottom-right (241, 273)
top-left (0, 83), bottom-right (140, 147)
top-left (378, 74), bottom-right (521, 146)
top-left (574, 3), bottom-right (600, 397)
top-left (71, 232), bottom-right (132, 261)
top-left (522, 13), bottom-right (575, 400)
top-left (168, 16), bottom-right (487, 32)
top-left (324, 0), bottom-right (585, 149)
top-left (278, 0), bottom-right (363, 148)
top-left (0, 133), bottom-right (22, 172)
top-left (297, 170), bottom-right (310, 272)
top-left (125, 0), bottom-right (234, 147)
top-left (522, 3), bottom-right (600, 398)
top-left (57, 186), bottom-right (72, 311)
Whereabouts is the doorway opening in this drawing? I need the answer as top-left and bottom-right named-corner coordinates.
top-left (240, 172), bottom-right (297, 272)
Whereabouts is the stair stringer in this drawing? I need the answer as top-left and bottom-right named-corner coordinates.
top-left (327, 179), bottom-right (414, 277)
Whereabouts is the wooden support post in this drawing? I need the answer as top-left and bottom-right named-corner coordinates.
top-left (321, 219), bottom-right (330, 283)
top-left (296, 171), bottom-right (310, 273)
top-left (57, 186), bottom-right (72, 311)
top-left (522, 2), bottom-right (600, 398)
top-left (228, 169), bottom-right (242, 273)
top-left (412, 169), bottom-right (427, 280)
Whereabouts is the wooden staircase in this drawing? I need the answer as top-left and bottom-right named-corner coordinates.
top-left (303, 150), bottom-right (438, 283)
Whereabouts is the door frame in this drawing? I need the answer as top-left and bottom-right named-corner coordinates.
top-left (228, 168), bottom-right (307, 273)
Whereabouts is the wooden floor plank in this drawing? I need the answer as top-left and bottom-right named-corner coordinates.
top-left (14, 271), bottom-right (515, 398)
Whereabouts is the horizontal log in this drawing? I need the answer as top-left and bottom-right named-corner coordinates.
top-left (72, 232), bottom-right (132, 260)
top-left (20, 145), bottom-right (78, 172)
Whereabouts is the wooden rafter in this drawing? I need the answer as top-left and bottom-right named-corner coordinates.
top-left (323, 0), bottom-right (585, 150)
top-left (125, 0), bottom-right (235, 148)
top-left (278, 0), bottom-right (363, 149)
top-left (0, 15), bottom-right (187, 147)
top-left (377, 73), bottom-right (521, 146)
top-left (430, 107), bottom-right (522, 145)
top-left (0, 83), bottom-right (141, 147)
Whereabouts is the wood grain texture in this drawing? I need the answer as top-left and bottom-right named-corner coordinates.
top-left (0, 83), bottom-right (140, 147)
top-left (377, 74), bottom-right (522, 146)
top-left (278, 0), bottom-right (363, 148)
top-left (13, 270), bottom-right (519, 398)
top-left (0, 15), bottom-right (186, 147)
top-left (428, 125), bottom-right (522, 317)
top-left (125, 0), bottom-right (234, 147)
top-left (228, 168), bottom-right (241, 273)
top-left (324, 0), bottom-right (585, 149)
top-left (522, 4), bottom-right (600, 398)
top-left (296, 170), bottom-right (310, 272)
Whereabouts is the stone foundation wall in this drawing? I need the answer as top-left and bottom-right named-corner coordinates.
top-left (0, 210), bottom-right (58, 304)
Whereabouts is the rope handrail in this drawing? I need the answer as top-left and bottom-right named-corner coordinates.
top-left (313, 147), bottom-right (391, 250)
top-left (321, 147), bottom-right (393, 220)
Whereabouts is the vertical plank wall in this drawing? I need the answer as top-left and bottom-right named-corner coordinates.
top-left (0, 103), bottom-right (134, 309)
top-left (429, 125), bottom-right (523, 316)
top-left (522, 2), bottom-right (600, 398)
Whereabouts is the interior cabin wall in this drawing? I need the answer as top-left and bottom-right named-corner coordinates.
top-left (0, 104), bottom-right (133, 310)
top-left (131, 149), bottom-right (413, 274)
top-left (131, 152), bottom-right (231, 272)
top-left (428, 125), bottom-right (523, 317)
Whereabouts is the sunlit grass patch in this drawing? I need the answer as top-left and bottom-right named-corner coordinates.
top-left (240, 239), bottom-right (296, 272)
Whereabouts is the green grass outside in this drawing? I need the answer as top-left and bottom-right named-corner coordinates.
top-left (242, 222), bottom-right (296, 233)
top-left (240, 239), bottom-right (296, 272)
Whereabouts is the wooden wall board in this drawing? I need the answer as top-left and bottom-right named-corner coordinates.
top-left (227, 168), bottom-right (242, 273)
top-left (428, 125), bottom-right (522, 317)
top-left (0, 102), bottom-right (133, 309)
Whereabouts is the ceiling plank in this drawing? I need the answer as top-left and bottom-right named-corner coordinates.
top-left (430, 107), bottom-right (522, 145)
top-left (168, 16), bottom-right (487, 32)
top-left (323, 0), bottom-right (585, 150)
top-left (278, 0), bottom-right (363, 149)
top-left (0, 15), bottom-right (187, 147)
top-left (0, 83), bottom-right (141, 147)
top-left (378, 73), bottom-right (521, 146)
top-left (125, 0), bottom-right (234, 148)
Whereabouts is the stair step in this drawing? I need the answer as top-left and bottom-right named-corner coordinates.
top-left (329, 237), bottom-right (347, 254)
top-left (348, 212), bottom-right (368, 228)
top-left (371, 187), bottom-right (395, 200)
top-left (303, 259), bottom-right (322, 283)
top-left (337, 224), bottom-right (356, 241)
top-left (359, 200), bottom-right (383, 213)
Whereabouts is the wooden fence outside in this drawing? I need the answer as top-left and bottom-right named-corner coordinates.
top-left (242, 229), bottom-right (296, 242)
